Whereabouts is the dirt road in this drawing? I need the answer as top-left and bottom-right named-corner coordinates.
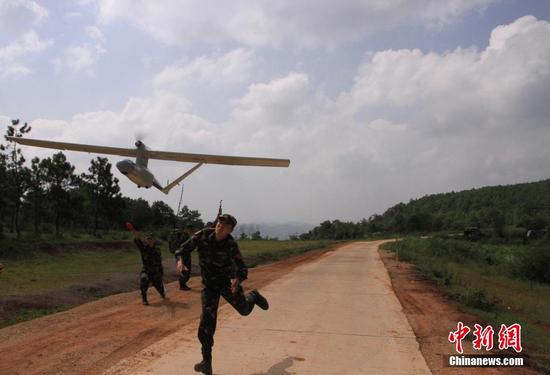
top-left (0, 245), bottom-right (336, 375)
top-left (104, 241), bottom-right (431, 375)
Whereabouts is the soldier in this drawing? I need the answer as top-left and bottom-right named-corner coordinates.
top-left (128, 223), bottom-right (166, 305)
top-left (175, 214), bottom-right (269, 375)
top-left (169, 224), bottom-right (194, 290)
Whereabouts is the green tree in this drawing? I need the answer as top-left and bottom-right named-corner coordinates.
top-left (489, 208), bottom-right (506, 237)
top-left (151, 201), bottom-right (176, 227)
top-left (123, 197), bottom-right (152, 229)
top-left (81, 157), bottom-right (122, 235)
top-left (3, 119), bottom-right (32, 237)
top-left (26, 157), bottom-right (47, 235)
top-left (0, 142), bottom-right (7, 236)
top-left (41, 152), bottom-right (78, 236)
top-left (177, 205), bottom-right (204, 229)
top-left (251, 230), bottom-right (262, 240)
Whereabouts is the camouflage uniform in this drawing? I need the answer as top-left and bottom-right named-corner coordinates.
top-left (169, 229), bottom-right (191, 289)
top-left (134, 238), bottom-right (165, 303)
top-left (175, 228), bottom-right (257, 362)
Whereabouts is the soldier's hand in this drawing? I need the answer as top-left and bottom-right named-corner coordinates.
top-left (231, 278), bottom-right (240, 294)
top-left (176, 259), bottom-right (185, 273)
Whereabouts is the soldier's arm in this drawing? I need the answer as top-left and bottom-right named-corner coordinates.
top-left (174, 232), bottom-right (200, 261)
top-left (134, 237), bottom-right (145, 251)
top-left (168, 231), bottom-right (179, 254)
top-left (230, 240), bottom-right (248, 282)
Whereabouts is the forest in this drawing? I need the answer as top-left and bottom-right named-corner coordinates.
top-left (0, 120), bottom-right (205, 239)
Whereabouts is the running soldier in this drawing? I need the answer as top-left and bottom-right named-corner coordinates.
top-left (127, 222), bottom-right (166, 305)
top-left (175, 214), bottom-right (269, 375)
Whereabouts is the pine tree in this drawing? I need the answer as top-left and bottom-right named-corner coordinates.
top-left (41, 152), bottom-right (77, 236)
top-left (3, 119), bottom-right (32, 238)
top-left (81, 157), bottom-right (122, 235)
top-left (26, 157), bottom-right (47, 235)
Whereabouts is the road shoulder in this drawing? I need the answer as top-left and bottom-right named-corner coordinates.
top-left (379, 248), bottom-right (542, 375)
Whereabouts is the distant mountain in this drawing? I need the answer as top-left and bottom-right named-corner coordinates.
top-left (234, 222), bottom-right (315, 240)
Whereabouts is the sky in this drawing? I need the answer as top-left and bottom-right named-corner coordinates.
top-left (1, 0), bottom-right (550, 226)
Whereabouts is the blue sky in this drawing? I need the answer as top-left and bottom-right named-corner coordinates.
top-left (1, 0), bottom-right (550, 225)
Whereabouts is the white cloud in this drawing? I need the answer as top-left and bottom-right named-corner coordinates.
top-left (341, 15), bottom-right (550, 192)
top-left (0, 1), bottom-right (50, 79)
top-left (153, 48), bottom-right (255, 93)
top-left (95, 0), bottom-right (494, 47)
top-left (4, 15), bottom-right (550, 224)
top-left (230, 72), bottom-right (312, 132)
top-left (0, 30), bottom-right (51, 79)
top-left (64, 11), bottom-right (82, 19)
top-left (54, 24), bottom-right (108, 74)
top-left (53, 43), bottom-right (106, 73)
top-left (74, 0), bottom-right (95, 6)
top-left (0, 0), bottom-right (48, 38)
top-left (52, 23), bottom-right (107, 74)
top-left (85, 25), bottom-right (105, 42)
top-left (347, 15), bottom-right (550, 133)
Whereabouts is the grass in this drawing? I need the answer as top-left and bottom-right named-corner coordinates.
top-left (0, 246), bottom-right (144, 296)
top-left (239, 240), bottom-right (336, 266)
top-left (0, 236), bottom-right (335, 296)
top-left (382, 236), bottom-right (550, 372)
top-left (4, 306), bottom-right (68, 327)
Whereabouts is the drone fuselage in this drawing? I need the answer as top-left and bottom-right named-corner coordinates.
top-left (116, 159), bottom-right (156, 188)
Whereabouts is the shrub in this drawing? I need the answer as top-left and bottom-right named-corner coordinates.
top-left (461, 287), bottom-right (497, 311)
top-left (517, 246), bottom-right (550, 283)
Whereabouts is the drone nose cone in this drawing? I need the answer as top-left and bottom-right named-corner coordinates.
top-left (116, 160), bottom-right (132, 174)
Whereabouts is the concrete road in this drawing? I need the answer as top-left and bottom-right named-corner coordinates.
top-left (105, 241), bottom-right (431, 375)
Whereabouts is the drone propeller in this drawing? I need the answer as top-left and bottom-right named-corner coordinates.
top-left (134, 130), bottom-right (147, 148)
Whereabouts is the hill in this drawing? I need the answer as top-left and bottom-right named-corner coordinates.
top-left (301, 178), bottom-right (550, 239)
top-left (375, 178), bottom-right (550, 233)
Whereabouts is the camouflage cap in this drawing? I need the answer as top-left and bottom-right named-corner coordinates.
top-left (218, 214), bottom-right (237, 228)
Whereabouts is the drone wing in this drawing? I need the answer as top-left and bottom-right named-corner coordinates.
top-left (7, 137), bottom-right (137, 158)
top-left (8, 137), bottom-right (290, 167)
top-left (146, 150), bottom-right (290, 167)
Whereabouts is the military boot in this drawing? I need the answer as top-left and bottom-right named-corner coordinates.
top-left (158, 283), bottom-right (166, 299)
top-left (251, 289), bottom-right (269, 310)
top-left (194, 347), bottom-right (212, 374)
top-left (141, 290), bottom-right (149, 305)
